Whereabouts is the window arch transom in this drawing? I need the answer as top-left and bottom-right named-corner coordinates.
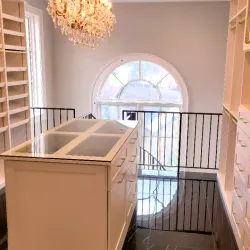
top-left (98, 60), bottom-right (183, 105)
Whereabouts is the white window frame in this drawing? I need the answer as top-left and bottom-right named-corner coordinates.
top-left (92, 53), bottom-right (189, 118)
top-left (25, 4), bottom-right (46, 113)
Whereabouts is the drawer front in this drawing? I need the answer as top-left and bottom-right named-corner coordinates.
top-left (235, 146), bottom-right (249, 184)
top-left (234, 166), bottom-right (246, 210)
top-left (237, 126), bottom-right (250, 159)
top-left (245, 189), bottom-right (250, 223)
top-left (127, 160), bottom-right (137, 193)
top-left (232, 191), bottom-right (244, 238)
top-left (243, 221), bottom-right (250, 250)
top-left (109, 159), bottom-right (130, 191)
top-left (126, 182), bottom-right (137, 217)
top-left (127, 138), bottom-right (138, 163)
top-left (239, 106), bottom-right (250, 139)
top-left (108, 174), bottom-right (127, 250)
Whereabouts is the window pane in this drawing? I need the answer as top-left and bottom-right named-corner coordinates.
top-left (120, 81), bottom-right (159, 101)
top-left (113, 61), bottom-right (139, 84)
top-left (99, 74), bottom-right (123, 100)
top-left (141, 61), bottom-right (168, 85)
top-left (101, 105), bottom-right (118, 120)
top-left (158, 75), bottom-right (182, 104)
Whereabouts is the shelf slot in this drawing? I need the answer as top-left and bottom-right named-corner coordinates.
top-left (10, 118), bottom-right (29, 129)
top-left (7, 80), bottom-right (27, 87)
top-left (6, 67), bottom-right (26, 72)
top-left (0, 126), bottom-right (8, 134)
top-left (4, 45), bottom-right (26, 51)
top-left (8, 93), bottom-right (28, 101)
top-left (0, 83), bottom-right (5, 88)
top-left (3, 29), bottom-right (25, 37)
top-left (0, 112), bottom-right (7, 118)
top-left (2, 13), bottom-right (24, 23)
top-left (0, 97), bottom-right (6, 103)
top-left (9, 106), bottom-right (28, 115)
top-left (0, 68), bottom-right (4, 73)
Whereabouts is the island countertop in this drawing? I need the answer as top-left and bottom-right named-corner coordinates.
top-left (1, 119), bottom-right (138, 164)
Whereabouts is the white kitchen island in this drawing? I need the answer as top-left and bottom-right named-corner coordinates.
top-left (1, 118), bottom-right (138, 250)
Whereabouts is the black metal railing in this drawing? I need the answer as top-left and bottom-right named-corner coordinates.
top-left (136, 174), bottom-right (217, 234)
top-left (138, 146), bottom-right (165, 171)
top-left (122, 111), bottom-right (222, 171)
top-left (30, 107), bottom-right (76, 137)
top-left (80, 113), bottom-right (96, 119)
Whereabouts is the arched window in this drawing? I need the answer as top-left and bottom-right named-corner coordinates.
top-left (93, 55), bottom-right (187, 119)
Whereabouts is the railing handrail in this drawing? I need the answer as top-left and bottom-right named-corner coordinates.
top-left (122, 110), bottom-right (222, 116)
top-left (31, 107), bottom-right (76, 111)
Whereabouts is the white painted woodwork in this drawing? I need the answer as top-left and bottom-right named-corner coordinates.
top-left (1, 119), bottom-right (139, 250)
top-left (218, 0), bottom-right (250, 248)
top-left (0, 0), bottom-right (30, 154)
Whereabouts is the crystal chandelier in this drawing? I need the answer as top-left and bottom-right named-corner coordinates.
top-left (47, 0), bottom-right (116, 48)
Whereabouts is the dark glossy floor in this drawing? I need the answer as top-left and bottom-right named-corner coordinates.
top-left (123, 170), bottom-right (217, 250)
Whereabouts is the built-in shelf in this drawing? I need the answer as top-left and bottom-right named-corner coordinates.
top-left (2, 13), bottom-right (24, 23)
top-left (3, 29), bottom-right (25, 37)
top-left (9, 106), bottom-right (29, 115)
top-left (6, 67), bottom-right (26, 72)
top-left (0, 126), bottom-right (8, 134)
top-left (229, 6), bottom-right (247, 23)
top-left (0, 97), bottom-right (6, 103)
top-left (10, 118), bottom-right (29, 129)
top-left (4, 45), bottom-right (26, 51)
top-left (8, 93), bottom-right (28, 101)
top-left (7, 80), bottom-right (27, 87)
top-left (0, 0), bottom-right (30, 153)
top-left (0, 112), bottom-right (7, 118)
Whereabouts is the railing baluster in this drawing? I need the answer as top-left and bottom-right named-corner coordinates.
top-left (183, 179), bottom-right (187, 230)
top-left (192, 114), bottom-right (198, 168)
top-left (200, 114), bottom-right (205, 168)
top-left (190, 180), bottom-right (194, 231)
top-left (33, 108), bottom-right (36, 137)
top-left (214, 115), bottom-right (220, 169)
top-left (53, 109), bottom-right (55, 128)
top-left (207, 115), bottom-right (212, 169)
top-left (204, 182), bottom-right (209, 231)
top-left (164, 113), bottom-right (167, 166)
top-left (39, 108), bottom-right (42, 134)
top-left (171, 113), bottom-right (174, 167)
top-left (186, 114), bottom-right (190, 168)
top-left (46, 109), bottom-right (49, 131)
top-left (60, 109), bottom-right (62, 124)
top-left (197, 180), bottom-right (201, 231)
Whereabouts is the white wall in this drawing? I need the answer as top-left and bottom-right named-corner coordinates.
top-left (52, 2), bottom-right (229, 117)
top-left (25, 0), bottom-right (55, 107)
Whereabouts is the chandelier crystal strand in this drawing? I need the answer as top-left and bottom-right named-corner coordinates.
top-left (47, 0), bottom-right (116, 48)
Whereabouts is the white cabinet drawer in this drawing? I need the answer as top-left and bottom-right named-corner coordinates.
top-left (235, 146), bottom-right (249, 184)
top-left (239, 106), bottom-right (250, 139)
top-left (234, 165), bottom-right (247, 210)
top-left (126, 182), bottom-right (136, 218)
top-left (232, 191), bottom-right (244, 239)
top-left (243, 221), bottom-right (250, 250)
top-left (127, 160), bottom-right (137, 194)
top-left (237, 126), bottom-right (250, 160)
top-left (108, 174), bottom-right (127, 250)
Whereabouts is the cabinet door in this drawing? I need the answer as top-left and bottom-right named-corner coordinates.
top-left (108, 172), bottom-right (126, 250)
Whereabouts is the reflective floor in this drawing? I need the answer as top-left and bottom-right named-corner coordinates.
top-left (123, 170), bottom-right (217, 250)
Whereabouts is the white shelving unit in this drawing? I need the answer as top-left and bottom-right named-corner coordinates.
top-left (0, 0), bottom-right (30, 153)
top-left (218, 0), bottom-right (250, 248)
